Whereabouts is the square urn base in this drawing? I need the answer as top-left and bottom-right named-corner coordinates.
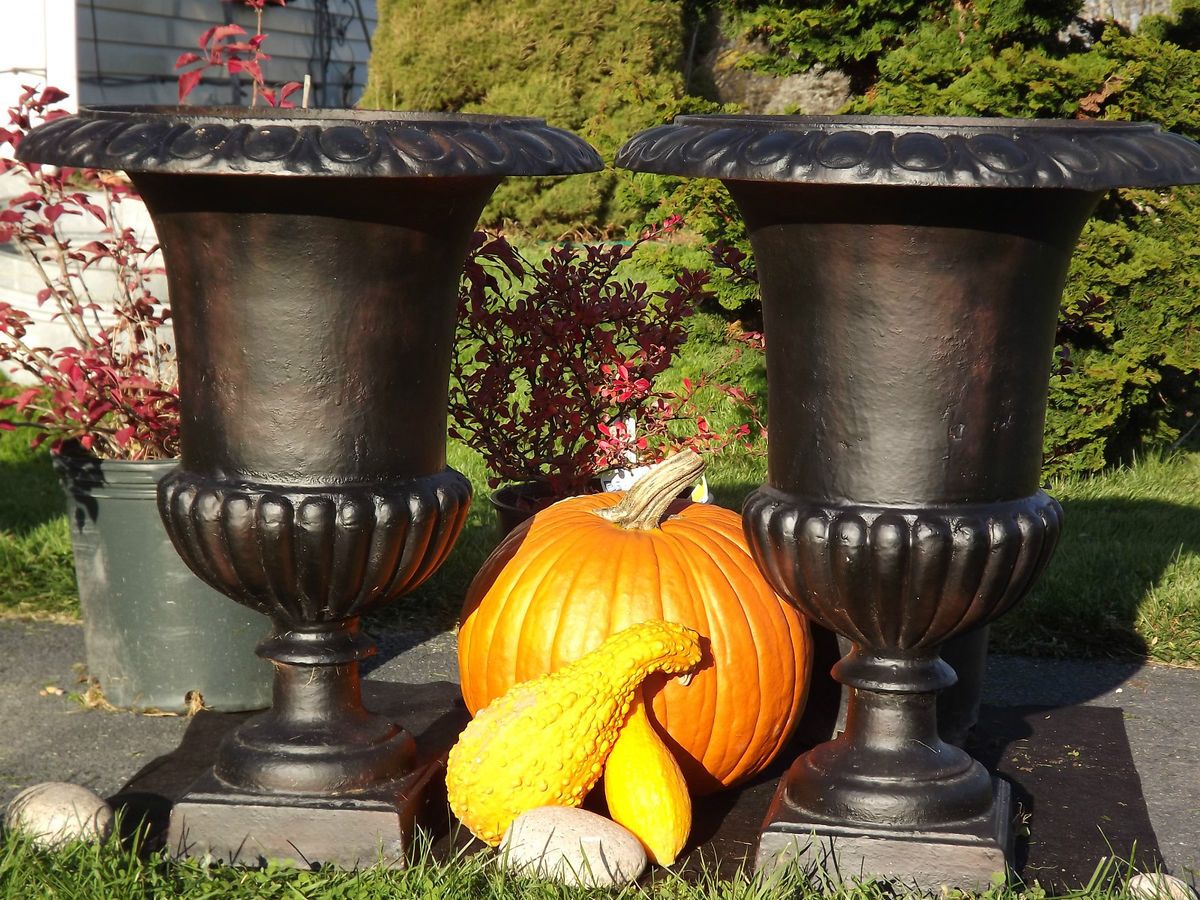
top-left (755, 777), bottom-right (1015, 891)
top-left (167, 764), bottom-right (442, 869)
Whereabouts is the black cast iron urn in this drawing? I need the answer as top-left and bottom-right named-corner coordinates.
top-left (617, 115), bottom-right (1200, 888)
top-left (20, 105), bottom-right (600, 868)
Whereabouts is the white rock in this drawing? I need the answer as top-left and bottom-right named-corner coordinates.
top-left (499, 806), bottom-right (647, 887)
top-left (5, 782), bottom-right (114, 849)
top-left (1128, 873), bottom-right (1198, 900)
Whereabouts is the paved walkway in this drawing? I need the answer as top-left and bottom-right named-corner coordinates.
top-left (0, 621), bottom-right (1195, 887)
top-left (0, 621), bottom-right (457, 807)
top-left (982, 655), bottom-right (1199, 885)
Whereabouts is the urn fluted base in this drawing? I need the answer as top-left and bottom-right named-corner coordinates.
top-left (784, 650), bottom-right (995, 828)
top-left (213, 619), bottom-right (416, 796)
top-left (156, 467), bottom-right (473, 867)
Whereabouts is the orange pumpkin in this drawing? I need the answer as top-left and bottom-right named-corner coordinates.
top-left (458, 452), bottom-right (812, 795)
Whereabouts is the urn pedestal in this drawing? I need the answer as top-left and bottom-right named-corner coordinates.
top-left (618, 115), bottom-right (1200, 888)
top-left (20, 106), bottom-right (600, 868)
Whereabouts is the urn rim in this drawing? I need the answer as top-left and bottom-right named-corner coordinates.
top-left (674, 113), bottom-right (1161, 133)
top-left (17, 104), bottom-right (604, 179)
top-left (616, 113), bottom-right (1200, 191)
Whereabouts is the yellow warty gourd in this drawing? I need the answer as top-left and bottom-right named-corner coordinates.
top-left (446, 620), bottom-right (702, 846)
top-left (604, 687), bottom-right (692, 865)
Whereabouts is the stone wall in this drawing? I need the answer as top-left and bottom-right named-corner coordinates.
top-left (1081, 0), bottom-right (1172, 28)
top-left (700, 22), bottom-right (851, 115)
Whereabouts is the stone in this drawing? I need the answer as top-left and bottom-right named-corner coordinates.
top-left (1080, 1), bottom-right (1170, 28)
top-left (499, 806), bottom-right (648, 887)
top-left (5, 782), bottom-right (114, 849)
top-left (698, 13), bottom-right (851, 116)
top-left (1128, 873), bottom-right (1198, 900)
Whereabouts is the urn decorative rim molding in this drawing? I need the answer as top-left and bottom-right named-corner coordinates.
top-left (615, 113), bottom-right (1200, 190)
top-left (18, 105), bottom-right (604, 178)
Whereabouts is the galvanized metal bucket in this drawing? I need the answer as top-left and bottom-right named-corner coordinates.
top-left (54, 453), bottom-right (271, 712)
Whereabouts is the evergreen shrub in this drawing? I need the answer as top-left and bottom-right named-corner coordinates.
top-left (363, 0), bottom-right (707, 236)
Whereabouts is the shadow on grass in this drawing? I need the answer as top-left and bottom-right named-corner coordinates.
top-left (706, 479), bottom-right (758, 513)
top-left (999, 497), bottom-right (1200, 665)
top-left (0, 452), bottom-right (64, 535)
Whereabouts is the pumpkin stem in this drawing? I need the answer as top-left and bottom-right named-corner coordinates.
top-left (596, 451), bottom-right (706, 531)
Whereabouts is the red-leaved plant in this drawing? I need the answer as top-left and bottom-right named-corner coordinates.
top-left (0, 5), bottom-right (302, 457)
top-left (592, 353), bottom-right (766, 474)
top-left (0, 87), bottom-right (178, 459)
top-left (175, 0), bottom-right (302, 107)
top-left (450, 222), bottom-right (763, 497)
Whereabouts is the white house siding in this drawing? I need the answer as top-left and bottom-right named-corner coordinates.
top-left (0, 188), bottom-right (167, 385)
top-left (0, 1), bottom-right (80, 111)
top-left (76, 0), bottom-right (377, 108)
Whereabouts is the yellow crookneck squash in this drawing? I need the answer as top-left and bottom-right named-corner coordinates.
top-left (458, 451), bottom-right (812, 795)
top-left (446, 619), bottom-right (702, 847)
top-left (604, 686), bottom-right (691, 865)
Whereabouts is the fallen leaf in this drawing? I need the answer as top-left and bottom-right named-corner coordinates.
top-left (183, 690), bottom-right (210, 717)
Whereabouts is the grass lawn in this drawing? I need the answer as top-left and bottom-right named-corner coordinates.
top-left (0, 826), bottom-right (1154, 899)
top-left (0, 422), bottom-right (76, 621)
top-left (998, 451), bottom-right (1200, 666)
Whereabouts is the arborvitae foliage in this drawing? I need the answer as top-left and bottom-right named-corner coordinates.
top-left (727, 0), bottom-right (1082, 90)
top-left (363, 0), bottom-right (701, 236)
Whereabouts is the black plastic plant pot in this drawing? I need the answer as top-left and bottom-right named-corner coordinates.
top-left (20, 106), bottom-right (601, 869)
top-left (53, 452), bottom-right (272, 712)
top-left (489, 482), bottom-right (562, 537)
top-left (617, 114), bottom-right (1200, 889)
